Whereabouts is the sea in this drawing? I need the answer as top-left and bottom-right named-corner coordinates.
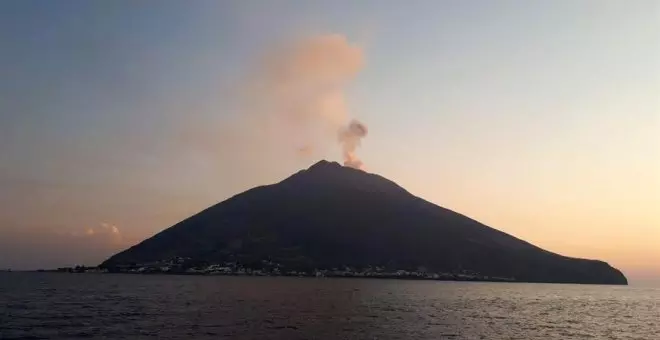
top-left (0, 273), bottom-right (658, 340)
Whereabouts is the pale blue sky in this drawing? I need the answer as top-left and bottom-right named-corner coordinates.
top-left (1, 1), bottom-right (658, 282)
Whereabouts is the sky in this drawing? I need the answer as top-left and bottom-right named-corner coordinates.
top-left (0, 1), bottom-right (658, 284)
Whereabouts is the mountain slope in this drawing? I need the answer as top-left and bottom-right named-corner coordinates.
top-left (101, 160), bottom-right (627, 285)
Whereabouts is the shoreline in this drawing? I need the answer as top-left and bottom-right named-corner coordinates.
top-left (14, 270), bottom-right (630, 285)
top-left (22, 268), bottom-right (515, 282)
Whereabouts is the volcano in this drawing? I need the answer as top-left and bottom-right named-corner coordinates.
top-left (101, 160), bottom-right (627, 285)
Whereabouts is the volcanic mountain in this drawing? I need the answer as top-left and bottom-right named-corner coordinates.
top-left (102, 160), bottom-right (627, 285)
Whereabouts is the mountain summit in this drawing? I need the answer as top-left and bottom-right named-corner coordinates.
top-left (102, 160), bottom-right (627, 285)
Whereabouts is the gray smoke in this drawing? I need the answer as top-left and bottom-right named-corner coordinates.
top-left (179, 34), bottom-right (370, 171)
top-left (256, 34), bottom-right (369, 168)
top-left (339, 119), bottom-right (368, 169)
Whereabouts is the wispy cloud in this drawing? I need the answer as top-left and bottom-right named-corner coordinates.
top-left (68, 222), bottom-right (123, 245)
top-left (0, 222), bottom-right (130, 269)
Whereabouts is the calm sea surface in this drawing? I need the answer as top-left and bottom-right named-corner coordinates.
top-left (0, 273), bottom-right (658, 340)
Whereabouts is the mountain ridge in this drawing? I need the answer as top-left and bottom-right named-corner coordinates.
top-left (101, 160), bottom-right (627, 285)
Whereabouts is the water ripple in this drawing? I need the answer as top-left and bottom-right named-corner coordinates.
top-left (0, 273), bottom-right (658, 339)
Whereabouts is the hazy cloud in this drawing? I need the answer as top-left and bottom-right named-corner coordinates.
top-left (176, 34), bottom-right (369, 172)
top-left (67, 222), bottom-right (123, 246)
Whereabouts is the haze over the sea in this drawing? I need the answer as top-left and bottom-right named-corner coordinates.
top-left (0, 1), bottom-right (658, 284)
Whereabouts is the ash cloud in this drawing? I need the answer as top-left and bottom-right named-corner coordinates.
top-left (250, 34), bottom-right (369, 168)
top-left (339, 119), bottom-right (368, 169)
top-left (176, 34), bottom-right (370, 174)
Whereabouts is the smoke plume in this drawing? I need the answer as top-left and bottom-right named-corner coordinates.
top-left (176, 34), bottom-right (369, 173)
top-left (253, 34), bottom-right (369, 168)
top-left (339, 119), bottom-right (368, 169)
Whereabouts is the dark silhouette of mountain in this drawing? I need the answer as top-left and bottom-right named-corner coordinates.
top-left (101, 160), bottom-right (627, 285)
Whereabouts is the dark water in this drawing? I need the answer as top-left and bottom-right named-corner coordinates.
top-left (1, 273), bottom-right (658, 339)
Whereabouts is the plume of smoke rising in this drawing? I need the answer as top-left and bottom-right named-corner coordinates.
top-left (253, 34), bottom-right (369, 168)
top-left (339, 119), bottom-right (368, 169)
top-left (176, 34), bottom-right (370, 174)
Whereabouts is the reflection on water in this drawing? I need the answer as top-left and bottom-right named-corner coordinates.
top-left (1, 273), bottom-right (658, 339)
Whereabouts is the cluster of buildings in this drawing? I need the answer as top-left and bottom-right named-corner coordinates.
top-left (103, 257), bottom-right (514, 282)
top-left (44, 266), bottom-right (107, 273)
